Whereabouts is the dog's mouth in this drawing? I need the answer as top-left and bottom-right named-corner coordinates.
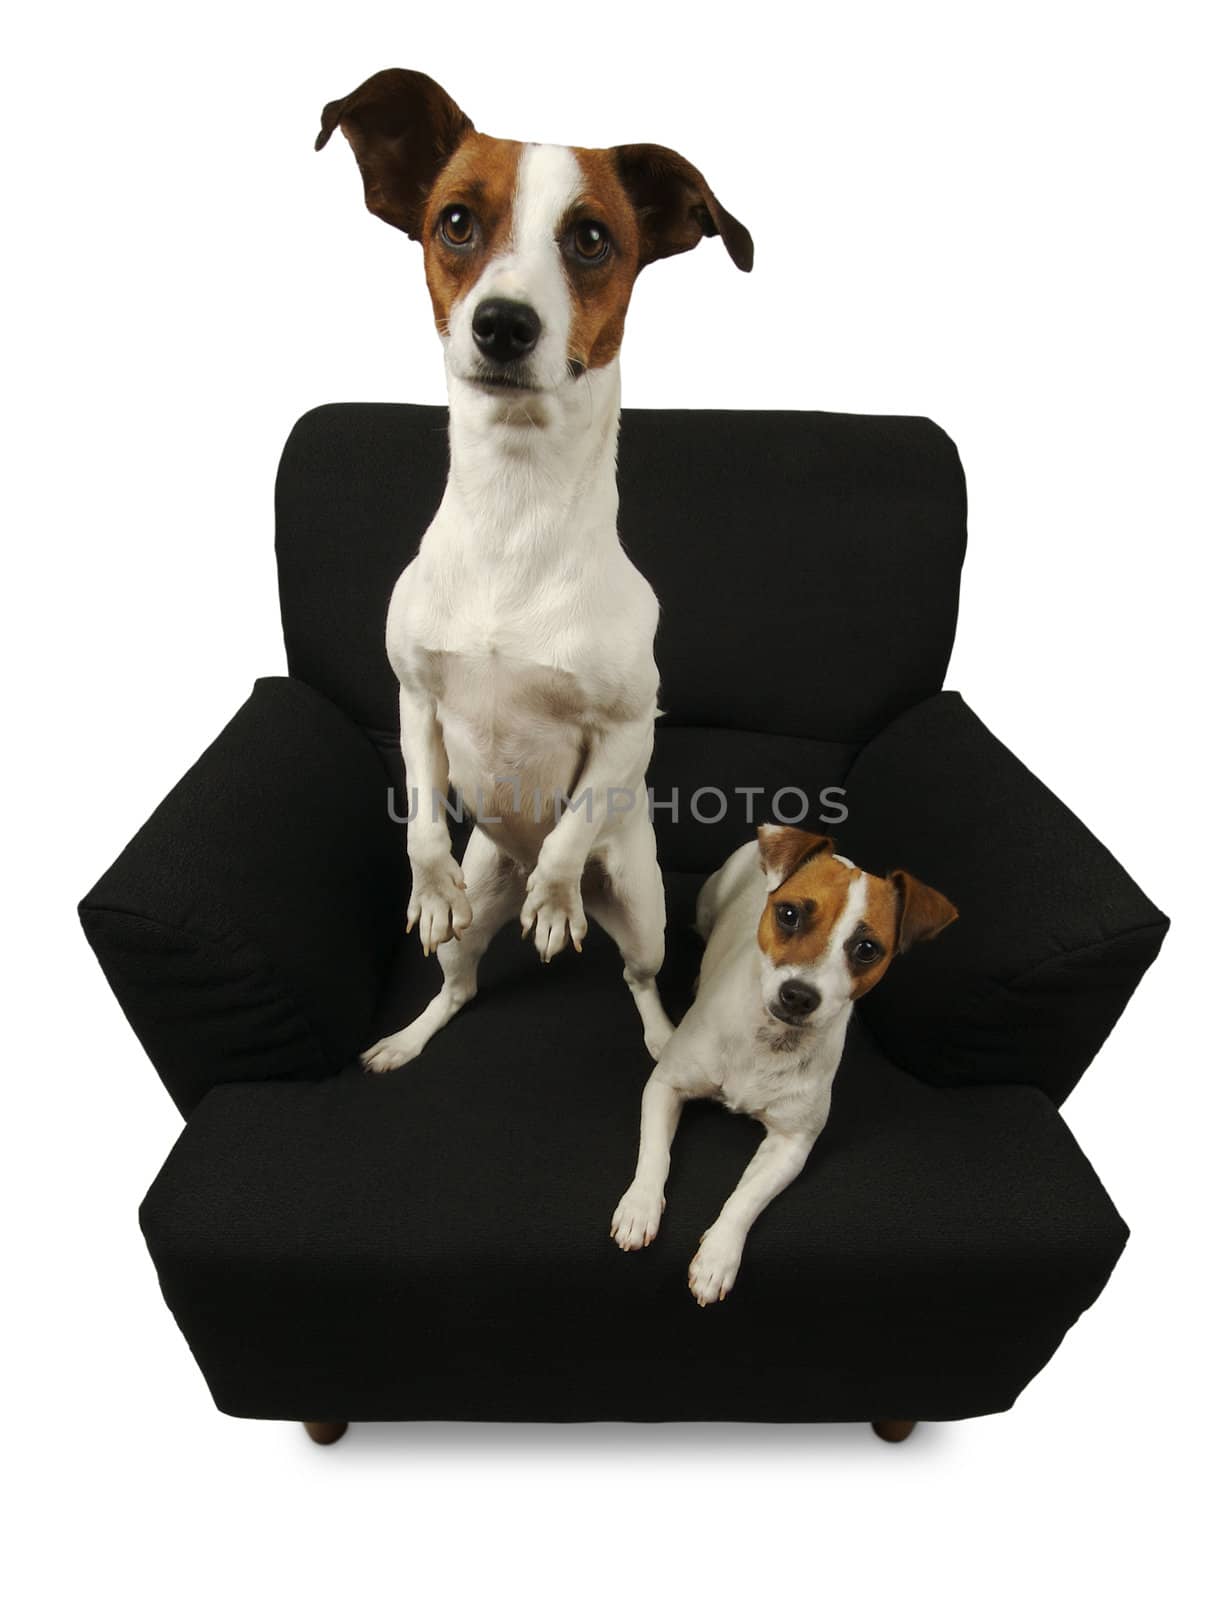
top-left (765, 1003), bottom-right (814, 1029)
top-left (465, 368), bottom-right (541, 395)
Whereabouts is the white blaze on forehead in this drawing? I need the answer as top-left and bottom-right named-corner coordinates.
top-left (759, 870), bottom-right (869, 1017)
top-left (512, 143), bottom-right (583, 251)
top-left (821, 871), bottom-right (868, 992)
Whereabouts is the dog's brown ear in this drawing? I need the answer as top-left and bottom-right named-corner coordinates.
top-left (758, 825), bottom-right (833, 890)
top-left (888, 871), bottom-right (959, 955)
top-left (610, 144), bottom-right (753, 272)
top-left (315, 68), bottom-right (474, 240)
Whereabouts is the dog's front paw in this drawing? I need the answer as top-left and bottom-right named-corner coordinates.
top-left (408, 855), bottom-right (472, 955)
top-left (688, 1227), bottom-right (744, 1305)
top-left (520, 870), bottom-right (587, 962)
top-left (610, 1183), bottom-right (665, 1251)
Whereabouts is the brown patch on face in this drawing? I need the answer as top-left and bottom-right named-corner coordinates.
top-left (419, 134), bottom-right (524, 334)
top-left (847, 875), bottom-right (904, 1000)
top-left (555, 147), bottom-right (645, 372)
top-left (757, 850), bottom-right (856, 969)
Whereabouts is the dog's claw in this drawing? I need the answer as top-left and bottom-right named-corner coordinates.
top-left (687, 1230), bottom-right (742, 1306)
top-left (610, 1183), bottom-right (664, 1252)
top-left (520, 870), bottom-right (587, 964)
top-left (407, 855), bottom-right (471, 956)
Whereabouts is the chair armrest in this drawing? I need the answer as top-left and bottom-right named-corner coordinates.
top-left (79, 677), bottom-right (406, 1115)
top-left (837, 692), bottom-right (1168, 1103)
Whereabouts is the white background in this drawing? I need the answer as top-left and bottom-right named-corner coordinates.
top-left (6, 2), bottom-right (1223, 1595)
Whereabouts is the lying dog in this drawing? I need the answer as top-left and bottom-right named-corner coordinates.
top-left (611, 825), bottom-right (958, 1304)
top-left (315, 69), bottom-right (753, 1070)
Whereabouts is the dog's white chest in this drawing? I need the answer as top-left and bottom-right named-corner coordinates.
top-left (713, 1036), bottom-right (819, 1124)
top-left (388, 559), bottom-right (641, 862)
top-left (424, 644), bottom-right (588, 773)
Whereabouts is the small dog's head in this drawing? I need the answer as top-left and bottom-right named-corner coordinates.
top-left (316, 69), bottom-right (752, 413)
top-left (755, 825), bottom-right (958, 1031)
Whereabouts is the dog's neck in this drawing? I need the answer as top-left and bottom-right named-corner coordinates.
top-left (439, 358), bottom-right (622, 563)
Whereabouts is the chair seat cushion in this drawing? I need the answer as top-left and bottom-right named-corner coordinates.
top-left (140, 875), bottom-right (1127, 1423)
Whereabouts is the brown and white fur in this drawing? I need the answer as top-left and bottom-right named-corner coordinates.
top-left (315, 70), bottom-right (752, 1070)
top-left (611, 825), bottom-right (958, 1304)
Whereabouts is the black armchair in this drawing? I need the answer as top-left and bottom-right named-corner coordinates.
top-left (80, 404), bottom-right (1166, 1439)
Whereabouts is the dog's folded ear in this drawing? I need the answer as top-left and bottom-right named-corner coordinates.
top-left (315, 68), bottom-right (474, 239)
top-left (889, 871), bottom-right (959, 954)
top-left (610, 144), bottom-right (754, 272)
top-left (758, 825), bottom-right (833, 890)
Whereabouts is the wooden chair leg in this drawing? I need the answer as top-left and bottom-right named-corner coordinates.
top-left (302, 1421), bottom-right (348, 1445)
top-left (872, 1419), bottom-right (916, 1443)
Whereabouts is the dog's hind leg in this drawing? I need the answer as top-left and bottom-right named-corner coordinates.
top-left (361, 829), bottom-right (523, 1073)
top-left (586, 810), bottom-right (674, 1061)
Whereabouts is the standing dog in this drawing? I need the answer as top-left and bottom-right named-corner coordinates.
top-left (611, 826), bottom-right (958, 1303)
top-left (316, 70), bottom-right (753, 1070)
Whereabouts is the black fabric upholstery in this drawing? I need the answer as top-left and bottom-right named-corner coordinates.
top-left (141, 876), bottom-right (1127, 1423)
top-left (646, 724), bottom-right (856, 874)
top-left (837, 692), bottom-right (1169, 1105)
top-left (79, 677), bottom-right (406, 1115)
top-left (80, 402), bottom-right (1167, 1426)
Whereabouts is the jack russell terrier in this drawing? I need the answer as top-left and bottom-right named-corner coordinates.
top-left (315, 69), bottom-right (753, 1070)
top-left (611, 825), bottom-right (958, 1304)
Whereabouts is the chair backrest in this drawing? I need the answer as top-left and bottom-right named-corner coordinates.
top-left (275, 403), bottom-right (967, 871)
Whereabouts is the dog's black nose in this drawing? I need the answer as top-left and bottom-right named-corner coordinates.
top-left (777, 980), bottom-right (820, 1018)
top-left (472, 298), bottom-right (541, 362)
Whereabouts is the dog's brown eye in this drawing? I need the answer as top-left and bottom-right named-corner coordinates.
top-left (775, 903), bottom-right (800, 932)
top-left (852, 939), bottom-right (882, 965)
top-left (572, 220), bottom-right (610, 262)
top-left (439, 205), bottom-right (476, 248)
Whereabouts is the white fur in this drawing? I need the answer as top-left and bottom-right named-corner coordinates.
top-left (362, 143), bottom-right (674, 1073)
top-left (611, 839), bottom-right (865, 1304)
